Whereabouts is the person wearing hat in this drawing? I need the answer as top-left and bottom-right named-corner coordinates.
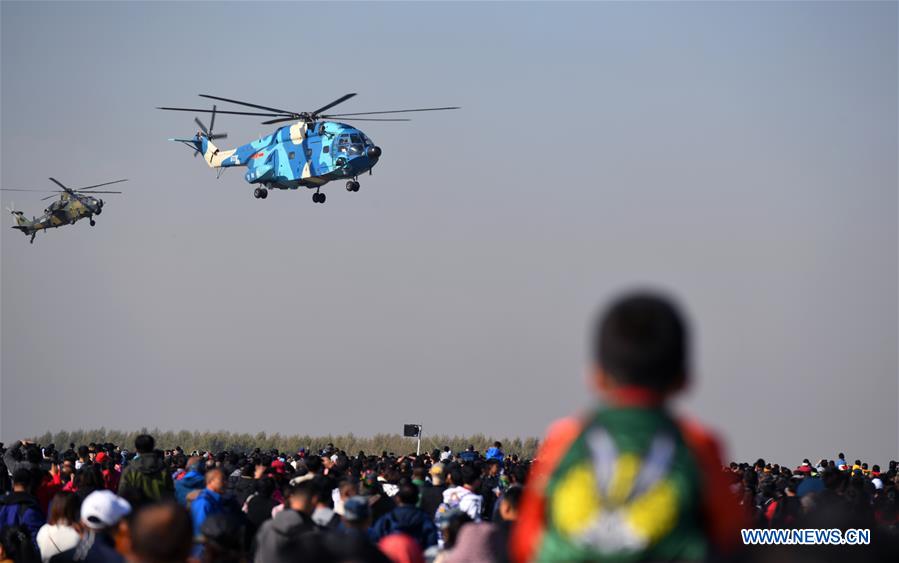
top-left (94, 453), bottom-right (120, 494)
top-left (324, 496), bottom-right (391, 563)
top-left (49, 490), bottom-right (130, 563)
top-left (341, 496), bottom-right (371, 531)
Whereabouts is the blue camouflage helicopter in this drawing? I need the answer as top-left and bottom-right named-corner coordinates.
top-left (158, 94), bottom-right (458, 203)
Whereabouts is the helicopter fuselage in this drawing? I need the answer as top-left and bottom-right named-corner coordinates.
top-left (9, 192), bottom-right (104, 242)
top-left (198, 121), bottom-right (382, 190)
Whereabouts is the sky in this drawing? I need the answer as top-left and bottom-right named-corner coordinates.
top-left (1, 1), bottom-right (896, 464)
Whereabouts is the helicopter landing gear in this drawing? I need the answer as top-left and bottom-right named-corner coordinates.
top-left (346, 180), bottom-right (360, 192)
top-left (29, 233), bottom-right (35, 244)
top-left (253, 187), bottom-right (268, 199)
top-left (89, 218), bottom-right (96, 226)
top-left (312, 191), bottom-right (326, 204)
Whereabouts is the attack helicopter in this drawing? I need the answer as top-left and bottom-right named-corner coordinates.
top-left (158, 93), bottom-right (458, 204)
top-left (1, 178), bottom-right (126, 243)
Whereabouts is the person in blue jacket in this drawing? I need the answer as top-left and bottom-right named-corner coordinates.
top-left (190, 468), bottom-right (226, 534)
top-left (370, 482), bottom-right (437, 549)
top-left (0, 469), bottom-right (45, 549)
top-left (175, 458), bottom-right (206, 505)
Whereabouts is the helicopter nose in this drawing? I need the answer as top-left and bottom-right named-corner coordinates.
top-left (367, 146), bottom-right (382, 159)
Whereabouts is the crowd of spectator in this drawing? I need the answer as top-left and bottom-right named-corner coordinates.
top-left (1, 435), bottom-right (896, 563)
top-left (728, 455), bottom-right (899, 532)
top-left (2, 292), bottom-right (897, 562)
top-left (0, 436), bottom-right (527, 562)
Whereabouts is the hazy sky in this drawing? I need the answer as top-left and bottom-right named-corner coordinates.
top-left (1, 1), bottom-right (896, 464)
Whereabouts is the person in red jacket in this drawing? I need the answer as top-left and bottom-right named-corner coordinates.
top-left (96, 453), bottom-right (121, 492)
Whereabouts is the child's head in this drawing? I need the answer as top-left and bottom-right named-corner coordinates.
top-left (592, 292), bottom-right (689, 397)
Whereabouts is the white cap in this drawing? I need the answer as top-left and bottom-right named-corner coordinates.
top-left (81, 490), bottom-right (131, 529)
top-left (872, 478), bottom-right (883, 490)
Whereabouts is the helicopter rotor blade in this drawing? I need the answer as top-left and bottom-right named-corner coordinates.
top-left (48, 177), bottom-right (72, 192)
top-left (73, 179), bottom-right (128, 190)
top-left (208, 133), bottom-right (228, 140)
top-left (209, 105), bottom-right (217, 135)
top-left (158, 107), bottom-right (285, 117)
top-left (194, 117), bottom-right (210, 135)
top-left (260, 116), bottom-right (299, 125)
top-left (198, 94), bottom-right (295, 116)
top-left (260, 115), bottom-right (412, 125)
top-left (324, 106), bottom-right (460, 117)
top-left (74, 190), bottom-right (122, 194)
top-left (311, 93), bottom-right (357, 117)
top-left (0, 188), bottom-right (59, 192)
top-left (325, 117), bottom-right (412, 122)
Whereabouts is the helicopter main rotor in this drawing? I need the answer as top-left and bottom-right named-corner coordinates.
top-left (0, 178), bottom-right (127, 201)
top-left (158, 93), bottom-right (459, 125)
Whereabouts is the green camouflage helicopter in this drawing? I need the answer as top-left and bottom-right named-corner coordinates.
top-left (1, 178), bottom-right (126, 243)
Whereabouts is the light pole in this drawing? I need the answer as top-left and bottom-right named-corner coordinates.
top-left (404, 423), bottom-right (422, 456)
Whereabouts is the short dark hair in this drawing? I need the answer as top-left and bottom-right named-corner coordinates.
top-left (130, 503), bottom-right (193, 563)
top-left (286, 480), bottom-right (317, 502)
top-left (397, 483), bottom-right (419, 506)
top-left (594, 292), bottom-right (687, 391)
top-left (135, 434), bottom-right (155, 454)
top-left (24, 446), bottom-right (41, 465)
top-left (502, 485), bottom-right (523, 512)
top-left (12, 468), bottom-right (31, 487)
top-left (305, 456), bottom-right (322, 474)
top-left (461, 465), bottom-right (480, 486)
top-left (1, 526), bottom-right (39, 561)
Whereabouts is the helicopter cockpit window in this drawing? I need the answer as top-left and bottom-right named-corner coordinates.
top-left (335, 134), bottom-right (364, 155)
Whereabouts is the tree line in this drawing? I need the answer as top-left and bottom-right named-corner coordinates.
top-left (28, 428), bottom-right (540, 459)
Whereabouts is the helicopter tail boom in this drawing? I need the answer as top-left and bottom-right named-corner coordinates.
top-left (10, 215), bottom-right (35, 236)
top-left (7, 208), bottom-right (30, 228)
top-left (169, 136), bottom-right (237, 168)
top-left (198, 136), bottom-right (237, 168)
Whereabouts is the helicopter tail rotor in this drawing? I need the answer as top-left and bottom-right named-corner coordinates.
top-left (6, 203), bottom-right (30, 228)
top-left (193, 104), bottom-right (229, 148)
